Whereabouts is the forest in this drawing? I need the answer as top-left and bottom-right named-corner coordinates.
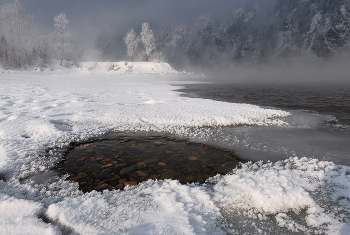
top-left (1, 0), bottom-right (350, 70)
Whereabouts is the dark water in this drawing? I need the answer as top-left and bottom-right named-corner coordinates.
top-left (57, 136), bottom-right (244, 192)
top-left (176, 83), bottom-right (350, 126)
top-left (175, 82), bottom-right (350, 166)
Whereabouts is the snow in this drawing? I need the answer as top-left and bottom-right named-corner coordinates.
top-left (78, 61), bottom-right (184, 76)
top-left (0, 62), bottom-right (350, 234)
top-left (0, 145), bottom-right (7, 169)
top-left (0, 194), bottom-right (60, 235)
top-left (47, 180), bottom-right (224, 235)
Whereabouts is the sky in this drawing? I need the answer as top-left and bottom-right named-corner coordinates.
top-left (20, 0), bottom-right (246, 37)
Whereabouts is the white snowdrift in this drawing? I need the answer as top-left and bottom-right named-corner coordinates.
top-left (78, 61), bottom-right (185, 76)
top-left (0, 194), bottom-right (59, 235)
top-left (7, 60), bottom-right (188, 76)
top-left (47, 180), bottom-right (224, 235)
top-left (0, 66), bottom-right (349, 234)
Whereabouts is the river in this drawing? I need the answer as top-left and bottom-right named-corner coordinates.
top-left (176, 82), bottom-right (350, 166)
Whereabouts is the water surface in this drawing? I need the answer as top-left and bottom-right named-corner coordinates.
top-left (176, 82), bottom-right (350, 166)
top-left (177, 83), bottom-right (350, 125)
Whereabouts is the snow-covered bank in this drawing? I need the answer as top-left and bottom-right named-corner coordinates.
top-left (1, 61), bottom-right (190, 77)
top-left (0, 67), bottom-right (349, 234)
top-left (79, 61), bottom-right (188, 76)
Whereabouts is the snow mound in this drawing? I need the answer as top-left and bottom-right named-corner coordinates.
top-left (3, 60), bottom-right (187, 77)
top-left (78, 61), bottom-right (185, 76)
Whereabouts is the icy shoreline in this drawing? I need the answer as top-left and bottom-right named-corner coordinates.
top-left (0, 66), bottom-right (349, 234)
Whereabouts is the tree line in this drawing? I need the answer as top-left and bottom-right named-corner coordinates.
top-left (0, 0), bottom-right (161, 70)
top-left (0, 0), bottom-right (72, 69)
top-left (102, 0), bottom-right (350, 69)
top-left (2, 0), bottom-right (350, 70)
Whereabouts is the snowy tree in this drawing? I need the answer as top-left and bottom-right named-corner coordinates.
top-left (1, 0), bottom-right (33, 68)
top-left (0, 35), bottom-right (10, 68)
top-left (35, 35), bottom-right (52, 67)
top-left (52, 13), bottom-right (71, 66)
top-left (124, 28), bottom-right (139, 61)
top-left (141, 22), bottom-right (156, 61)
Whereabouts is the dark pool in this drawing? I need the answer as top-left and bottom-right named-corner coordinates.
top-left (58, 135), bottom-right (245, 192)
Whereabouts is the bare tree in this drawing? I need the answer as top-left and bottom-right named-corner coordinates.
top-left (1, 0), bottom-right (33, 68)
top-left (124, 28), bottom-right (140, 62)
top-left (141, 22), bottom-right (156, 61)
top-left (52, 13), bottom-right (71, 66)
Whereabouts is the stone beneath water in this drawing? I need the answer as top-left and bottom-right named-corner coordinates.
top-left (136, 171), bottom-right (149, 177)
top-left (58, 136), bottom-right (245, 193)
top-left (0, 174), bottom-right (6, 182)
top-left (120, 165), bottom-right (137, 175)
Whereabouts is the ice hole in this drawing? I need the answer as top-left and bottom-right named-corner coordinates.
top-left (57, 135), bottom-right (245, 192)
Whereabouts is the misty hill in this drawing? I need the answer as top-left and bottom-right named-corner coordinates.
top-left (96, 0), bottom-right (350, 69)
top-left (1, 0), bottom-right (350, 70)
top-left (159, 0), bottom-right (350, 67)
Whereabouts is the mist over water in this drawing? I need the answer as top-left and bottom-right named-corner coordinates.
top-left (178, 82), bottom-right (350, 123)
top-left (176, 78), bottom-right (350, 167)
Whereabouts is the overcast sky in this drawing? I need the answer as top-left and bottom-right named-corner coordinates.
top-left (20, 0), bottom-right (249, 37)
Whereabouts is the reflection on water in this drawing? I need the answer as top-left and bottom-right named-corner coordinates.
top-left (58, 136), bottom-right (244, 192)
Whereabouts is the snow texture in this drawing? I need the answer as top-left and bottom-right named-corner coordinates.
top-left (0, 194), bottom-right (59, 235)
top-left (0, 62), bottom-right (349, 234)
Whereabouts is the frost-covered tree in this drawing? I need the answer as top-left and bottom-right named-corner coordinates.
top-left (1, 0), bottom-right (33, 68)
top-left (124, 28), bottom-right (139, 61)
top-left (52, 13), bottom-right (71, 66)
top-left (35, 35), bottom-right (52, 67)
top-left (141, 22), bottom-right (156, 61)
top-left (0, 35), bottom-right (10, 68)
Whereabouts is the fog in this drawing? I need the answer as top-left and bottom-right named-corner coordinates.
top-left (202, 58), bottom-right (350, 84)
top-left (21, 0), bottom-right (246, 36)
top-left (1, 0), bottom-right (350, 85)
top-left (20, 0), bottom-right (278, 44)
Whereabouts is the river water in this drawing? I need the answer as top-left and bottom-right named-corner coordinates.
top-left (176, 82), bottom-right (350, 166)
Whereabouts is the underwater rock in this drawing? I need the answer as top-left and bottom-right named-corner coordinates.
top-left (58, 136), bottom-right (245, 193)
top-left (120, 165), bottom-right (137, 175)
top-left (0, 174), bottom-right (6, 182)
